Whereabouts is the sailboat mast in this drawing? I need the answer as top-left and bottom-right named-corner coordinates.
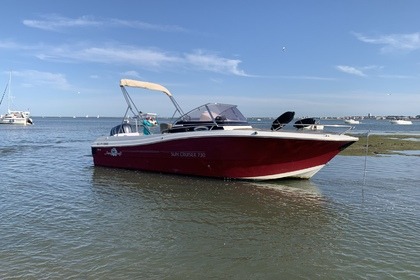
top-left (0, 75), bottom-right (9, 107)
top-left (8, 71), bottom-right (11, 112)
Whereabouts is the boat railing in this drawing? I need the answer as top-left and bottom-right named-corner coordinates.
top-left (317, 124), bottom-right (354, 135)
top-left (279, 122), bottom-right (354, 135)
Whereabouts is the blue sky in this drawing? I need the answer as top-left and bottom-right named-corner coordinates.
top-left (1, 0), bottom-right (420, 118)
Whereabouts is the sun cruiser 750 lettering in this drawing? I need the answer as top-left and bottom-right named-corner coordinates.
top-left (91, 79), bottom-right (358, 180)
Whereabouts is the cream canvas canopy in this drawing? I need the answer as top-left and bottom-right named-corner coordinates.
top-left (120, 79), bottom-right (172, 97)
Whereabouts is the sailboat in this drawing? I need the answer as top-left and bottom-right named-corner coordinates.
top-left (0, 72), bottom-right (33, 125)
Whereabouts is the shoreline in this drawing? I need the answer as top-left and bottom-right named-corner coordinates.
top-left (340, 134), bottom-right (420, 156)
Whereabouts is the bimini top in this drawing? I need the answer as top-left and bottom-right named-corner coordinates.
top-left (120, 79), bottom-right (172, 97)
top-left (119, 78), bottom-right (184, 120)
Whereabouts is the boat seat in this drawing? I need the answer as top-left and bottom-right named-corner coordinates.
top-left (271, 111), bottom-right (295, 130)
top-left (294, 118), bottom-right (316, 129)
top-left (160, 123), bottom-right (172, 133)
top-left (110, 123), bottom-right (132, 135)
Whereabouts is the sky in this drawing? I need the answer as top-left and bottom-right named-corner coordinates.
top-left (1, 0), bottom-right (420, 118)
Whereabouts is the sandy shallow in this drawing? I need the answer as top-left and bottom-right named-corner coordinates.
top-left (340, 134), bottom-right (420, 156)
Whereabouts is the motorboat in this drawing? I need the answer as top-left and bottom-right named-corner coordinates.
top-left (0, 72), bottom-right (33, 125)
top-left (344, 119), bottom-right (360, 125)
top-left (390, 119), bottom-right (412, 125)
top-left (91, 79), bottom-right (358, 180)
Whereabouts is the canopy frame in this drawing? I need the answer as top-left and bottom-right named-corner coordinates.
top-left (119, 79), bottom-right (184, 119)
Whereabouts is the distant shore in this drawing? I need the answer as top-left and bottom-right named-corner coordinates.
top-left (340, 134), bottom-right (420, 156)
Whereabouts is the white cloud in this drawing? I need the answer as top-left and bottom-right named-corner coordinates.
top-left (121, 71), bottom-right (142, 78)
top-left (12, 70), bottom-right (71, 90)
top-left (336, 65), bottom-right (366, 77)
top-left (71, 46), bottom-right (181, 67)
top-left (0, 39), bottom-right (248, 77)
top-left (0, 40), bottom-right (21, 48)
top-left (276, 75), bottom-right (336, 81)
top-left (110, 19), bottom-right (187, 32)
top-left (23, 15), bottom-right (101, 31)
top-left (377, 74), bottom-right (417, 79)
top-left (353, 32), bottom-right (420, 53)
top-left (23, 15), bottom-right (186, 32)
top-left (185, 50), bottom-right (248, 76)
top-left (31, 43), bottom-right (248, 76)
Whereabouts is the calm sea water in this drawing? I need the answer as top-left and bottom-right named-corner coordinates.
top-left (1, 118), bottom-right (419, 279)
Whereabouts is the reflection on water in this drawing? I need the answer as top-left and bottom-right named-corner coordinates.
top-left (89, 168), bottom-right (339, 279)
top-left (91, 167), bottom-right (327, 214)
top-left (91, 167), bottom-right (332, 234)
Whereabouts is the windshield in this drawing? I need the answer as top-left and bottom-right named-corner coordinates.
top-left (175, 103), bottom-right (248, 124)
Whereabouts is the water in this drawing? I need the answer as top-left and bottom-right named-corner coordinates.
top-left (1, 118), bottom-right (419, 279)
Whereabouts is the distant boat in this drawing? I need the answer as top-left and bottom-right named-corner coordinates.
top-left (0, 72), bottom-right (33, 125)
top-left (390, 119), bottom-right (412, 125)
top-left (344, 119), bottom-right (360, 124)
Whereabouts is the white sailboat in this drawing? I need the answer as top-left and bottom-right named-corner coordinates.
top-left (0, 72), bottom-right (33, 125)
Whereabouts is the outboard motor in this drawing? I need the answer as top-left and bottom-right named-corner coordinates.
top-left (110, 123), bottom-right (132, 136)
top-left (271, 111), bottom-right (295, 130)
top-left (294, 118), bottom-right (316, 129)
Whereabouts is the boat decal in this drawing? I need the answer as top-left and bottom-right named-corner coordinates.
top-left (106, 148), bottom-right (122, 157)
top-left (170, 151), bottom-right (206, 158)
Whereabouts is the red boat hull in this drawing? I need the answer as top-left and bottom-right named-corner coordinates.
top-left (92, 133), bottom-right (356, 180)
